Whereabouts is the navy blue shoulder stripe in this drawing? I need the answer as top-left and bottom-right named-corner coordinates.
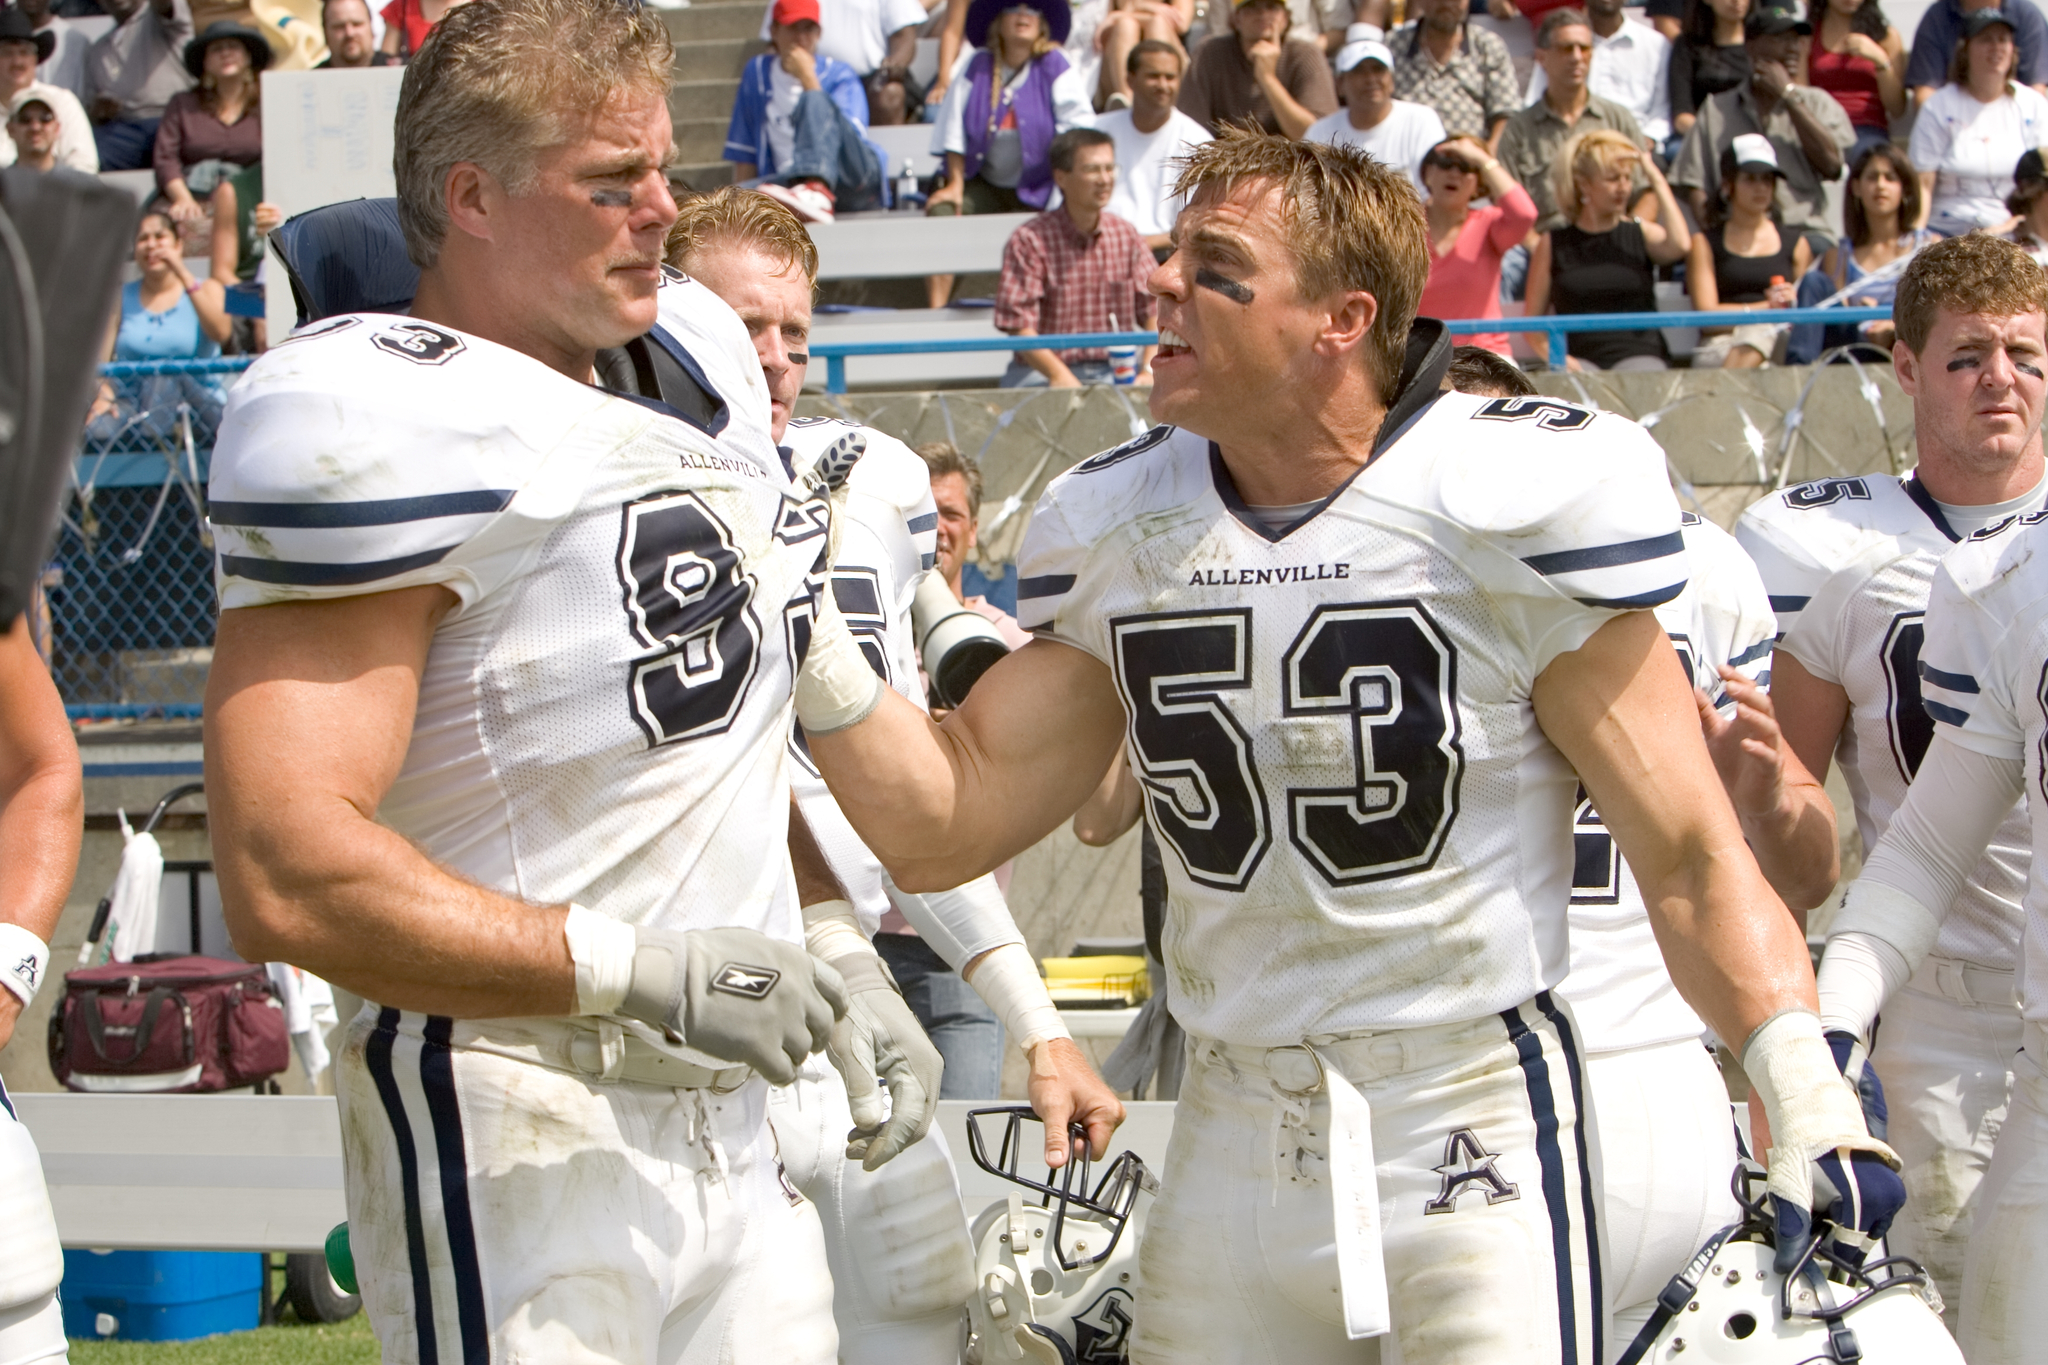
top-left (1574, 581), bottom-right (1686, 610)
top-left (1522, 531), bottom-right (1684, 577)
top-left (1925, 698), bottom-right (1971, 727)
top-left (1919, 662), bottom-right (1980, 693)
top-left (907, 512), bottom-right (938, 534)
top-left (1018, 573), bottom-right (1077, 599)
top-left (1768, 594), bottom-right (1810, 613)
top-left (210, 491), bottom-right (514, 528)
top-left (921, 552), bottom-right (937, 570)
top-left (222, 546), bottom-right (454, 586)
top-left (1728, 638), bottom-right (1774, 667)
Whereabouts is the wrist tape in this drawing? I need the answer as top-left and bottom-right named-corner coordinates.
top-left (0, 923), bottom-right (51, 1008)
top-left (564, 903), bottom-right (635, 1016)
top-left (965, 941), bottom-right (1070, 1053)
top-left (795, 585), bottom-right (886, 736)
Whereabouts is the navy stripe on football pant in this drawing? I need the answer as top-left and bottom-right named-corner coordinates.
top-left (208, 491), bottom-right (513, 528)
top-left (1533, 992), bottom-right (1604, 1365)
top-left (420, 1017), bottom-right (489, 1365)
top-left (367, 1008), bottom-right (441, 1365)
top-left (221, 547), bottom-right (455, 587)
top-left (1918, 662), bottom-right (1980, 693)
top-left (1521, 531), bottom-right (1686, 577)
top-left (1500, 997), bottom-right (1599, 1365)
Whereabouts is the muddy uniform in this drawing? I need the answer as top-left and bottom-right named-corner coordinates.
top-left (210, 314), bottom-right (838, 1365)
top-left (1015, 330), bottom-right (1689, 1364)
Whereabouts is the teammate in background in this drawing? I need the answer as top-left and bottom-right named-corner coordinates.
top-left (1801, 235), bottom-right (2048, 1364)
top-left (664, 186), bottom-right (1121, 1363)
top-left (203, 3), bottom-right (855, 1360)
top-left (1738, 232), bottom-right (2045, 1328)
top-left (795, 130), bottom-right (1897, 1362)
top-left (1445, 354), bottom-right (1840, 1346)
top-left (0, 616), bottom-right (82, 1365)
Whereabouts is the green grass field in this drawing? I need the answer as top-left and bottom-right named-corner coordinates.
top-left (66, 1313), bottom-right (377, 1365)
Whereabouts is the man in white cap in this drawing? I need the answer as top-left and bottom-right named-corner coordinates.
top-left (1303, 28), bottom-right (1445, 195)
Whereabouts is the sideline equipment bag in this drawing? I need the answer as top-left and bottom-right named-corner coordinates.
top-left (48, 956), bottom-right (290, 1092)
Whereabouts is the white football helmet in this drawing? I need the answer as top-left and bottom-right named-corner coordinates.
top-left (960, 1106), bottom-right (1155, 1365)
top-left (1619, 1167), bottom-right (1963, 1365)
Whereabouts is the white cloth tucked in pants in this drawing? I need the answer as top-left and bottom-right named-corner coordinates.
top-left (0, 1073), bottom-right (64, 1364)
top-left (1959, 1019), bottom-right (2048, 1364)
top-left (1870, 954), bottom-right (2021, 1332)
top-left (1133, 993), bottom-right (1604, 1365)
top-left (768, 1058), bottom-right (974, 1363)
top-left (1583, 1039), bottom-right (1739, 1359)
top-left (335, 1006), bottom-right (837, 1365)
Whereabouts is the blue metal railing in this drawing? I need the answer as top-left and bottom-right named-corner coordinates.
top-left (807, 306), bottom-right (1897, 392)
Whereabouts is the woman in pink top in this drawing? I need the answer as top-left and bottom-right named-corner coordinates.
top-left (1415, 136), bottom-right (1540, 356)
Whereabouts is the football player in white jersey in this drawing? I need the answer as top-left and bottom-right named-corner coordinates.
top-left (664, 186), bottom-right (1121, 1363)
top-left (791, 130), bottom-right (1898, 1364)
top-left (1447, 354), bottom-right (1841, 1355)
top-left (1807, 235), bottom-right (2048, 1364)
top-left (0, 616), bottom-right (81, 1365)
top-left (201, 3), bottom-right (862, 1361)
top-left (1739, 234), bottom-right (2048, 1327)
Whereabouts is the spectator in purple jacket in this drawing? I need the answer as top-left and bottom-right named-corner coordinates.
top-left (723, 0), bottom-right (885, 222)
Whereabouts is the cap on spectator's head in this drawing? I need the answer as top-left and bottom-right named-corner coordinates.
top-left (1744, 0), bottom-right (1810, 38)
top-left (6, 90), bottom-right (55, 120)
top-left (1335, 36), bottom-right (1393, 72)
top-left (2017, 146), bottom-right (2048, 185)
top-left (771, 0), bottom-right (821, 27)
top-left (183, 20), bottom-right (272, 79)
top-left (1232, 0), bottom-right (1289, 10)
top-left (0, 8), bottom-right (57, 62)
top-left (1728, 132), bottom-right (1784, 176)
top-left (1963, 8), bottom-right (2018, 40)
top-left (1344, 20), bottom-right (1384, 42)
top-left (966, 0), bottom-right (1071, 45)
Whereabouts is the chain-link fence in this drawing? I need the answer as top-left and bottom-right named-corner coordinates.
top-left (48, 359), bottom-right (249, 718)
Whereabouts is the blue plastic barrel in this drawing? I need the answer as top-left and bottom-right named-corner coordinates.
top-left (60, 1250), bottom-right (263, 1342)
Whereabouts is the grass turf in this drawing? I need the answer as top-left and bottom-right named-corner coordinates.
top-left (65, 1313), bottom-right (377, 1365)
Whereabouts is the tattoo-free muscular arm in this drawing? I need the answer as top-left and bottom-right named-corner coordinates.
top-left (0, 617), bottom-right (84, 1047)
top-left (806, 637), bottom-right (1127, 891)
top-left (204, 588), bottom-right (576, 1017)
top-left (1533, 612), bottom-right (1817, 1049)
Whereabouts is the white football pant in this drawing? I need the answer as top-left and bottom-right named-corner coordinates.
top-left (1134, 994), bottom-right (1604, 1365)
top-left (0, 1075), bottom-right (64, 1365)
top-left (1959, 1020), bottom-right (2048, 1365)
top-left (1583, 1039), bottom-right (1738, 1360)
top-left (1869, 956), bottom-right (2020, 1330)
top-left (769, 1058), bottom-right (975, 1363)
top-left (335, 1008), bottom-right (838, 1365)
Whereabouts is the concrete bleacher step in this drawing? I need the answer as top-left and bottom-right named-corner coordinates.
top-left (672, 117), bottom-right (731, 166)
top-left (672, 36), bottom-right (757, 83)
top-left (670, 77), bottom-right (744, 122)
top-left (662, 0), bottom-right (765, 42)
top-left (675, 162), bottom-right (738, 193)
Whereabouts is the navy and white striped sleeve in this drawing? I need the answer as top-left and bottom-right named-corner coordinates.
top-left (208, 383), bottom-right (528, 612)
top-left (1920, 549), bottom-right (2024, 760)
top-left (1733, 501), bottom-right (1830, 651)
top-left (1014, 495), bottom-right (1096, 656)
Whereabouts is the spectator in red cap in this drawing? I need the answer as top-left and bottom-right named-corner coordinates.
top-left (725, 0), bottom-right (887, 222)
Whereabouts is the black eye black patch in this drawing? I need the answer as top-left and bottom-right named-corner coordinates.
top-left (590, 188), bottom-right (634, 208)
top-left (1195, 268), bottom-right (1254, 305)
top-left (787, 352), bottom-right (808, 367)
top-left (1947, 356), bottom-right (1980, 371)
top-left (2019, 359), bottom-right (2045, 378)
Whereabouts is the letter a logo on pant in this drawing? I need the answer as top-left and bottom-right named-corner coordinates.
top-left (1423, 1128), bottom-right (1520, 1214)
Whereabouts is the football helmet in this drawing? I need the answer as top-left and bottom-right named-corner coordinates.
top-left (961, 1106), bottom-right (1156, 1365)
top-left (1618, 1165), bottom-right (1962, 1365)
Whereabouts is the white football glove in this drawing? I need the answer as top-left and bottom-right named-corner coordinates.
top-left (614, 925), bottom-right (847, 1086)
top-left (804, 899), bottom-right (944, 1168)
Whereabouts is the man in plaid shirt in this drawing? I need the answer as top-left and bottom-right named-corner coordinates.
top-left (995, 127), bottom-right (1159, 387)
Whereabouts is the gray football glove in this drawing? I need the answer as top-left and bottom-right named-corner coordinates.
top-left (825, 954), bottom-right (945, 1170)
top-left (619, 927), bottom-right (848, 1086)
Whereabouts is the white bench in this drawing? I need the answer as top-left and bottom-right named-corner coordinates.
top-left (16, 1093), bottom-right (1179, 1252)
top-left (805, 306), bottom-right (1011, 389)
top-left (807, 210), bottom-right (1032, 281)
top-left (868, 123), bottom-right (941, 182)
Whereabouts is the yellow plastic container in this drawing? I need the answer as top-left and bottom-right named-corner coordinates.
top-left (1041, 955), bottom-right (1151, 1008)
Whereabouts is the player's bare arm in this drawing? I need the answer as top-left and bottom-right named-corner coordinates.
top-left (1071, 754), bottom-right (1140, 847)
top-left (1698, 662), bottom-right (1840, 914)
top-left (207, 585), bottom-right (583, 1019)
top-left (0, 616), bottom-right (83, 1048)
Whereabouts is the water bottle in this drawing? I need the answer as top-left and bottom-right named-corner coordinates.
top-left (896, 159), bottom-right (922, 212)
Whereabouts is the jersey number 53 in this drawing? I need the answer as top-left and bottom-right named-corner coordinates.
top-left (1111, 602), bottom-right (1464, 891)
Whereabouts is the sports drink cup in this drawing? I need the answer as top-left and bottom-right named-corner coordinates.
top-left (1108, 345), bottom-right (1140, 385)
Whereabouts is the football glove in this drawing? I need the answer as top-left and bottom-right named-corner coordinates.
top-left (826, 953), bottom-right (946, 1170)
top-left (1827, 1028), bottom-right (1889, 1142)
top-left (618, 926), bottom-right (847, 1086)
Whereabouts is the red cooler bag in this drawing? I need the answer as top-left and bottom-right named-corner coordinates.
top-left (48, 956), bottom-right (290, 1092)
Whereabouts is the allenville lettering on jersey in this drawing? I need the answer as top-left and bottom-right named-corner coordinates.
top-left (679, 448), bottom-right (771, 479)
top-left (1187, 563), bottom-right (1350, 586)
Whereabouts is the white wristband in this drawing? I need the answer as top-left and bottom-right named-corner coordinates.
top-left (0, 923), bottom-right (51, 1008)
top-left (795, 587), bottom-right (886, 736)
top-left (964, 941), bottom-right (1071, 1053)
top-left (564, 904), bottom-right (636, 1016)
top-left (801, 897), bottom-right (876, 963)
top-left (1815, 930), bottom-right (1911, 1041)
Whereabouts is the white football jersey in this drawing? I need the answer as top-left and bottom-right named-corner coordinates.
top-left (781, 417), bottom-right (940, 934)
top-left (1017, 389), bottom-right (1688, 1044)
top-left (651, 265), bottom-right (781, 480)
top-left (208, 314), bottom-right (828, 944)
top-left (1737, 474), bottom-right (2035, 971)
top-left (1558, 515), bottom-right (1775, 1054)
top-left (1918, 512), bottom-right (2048, 1022)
